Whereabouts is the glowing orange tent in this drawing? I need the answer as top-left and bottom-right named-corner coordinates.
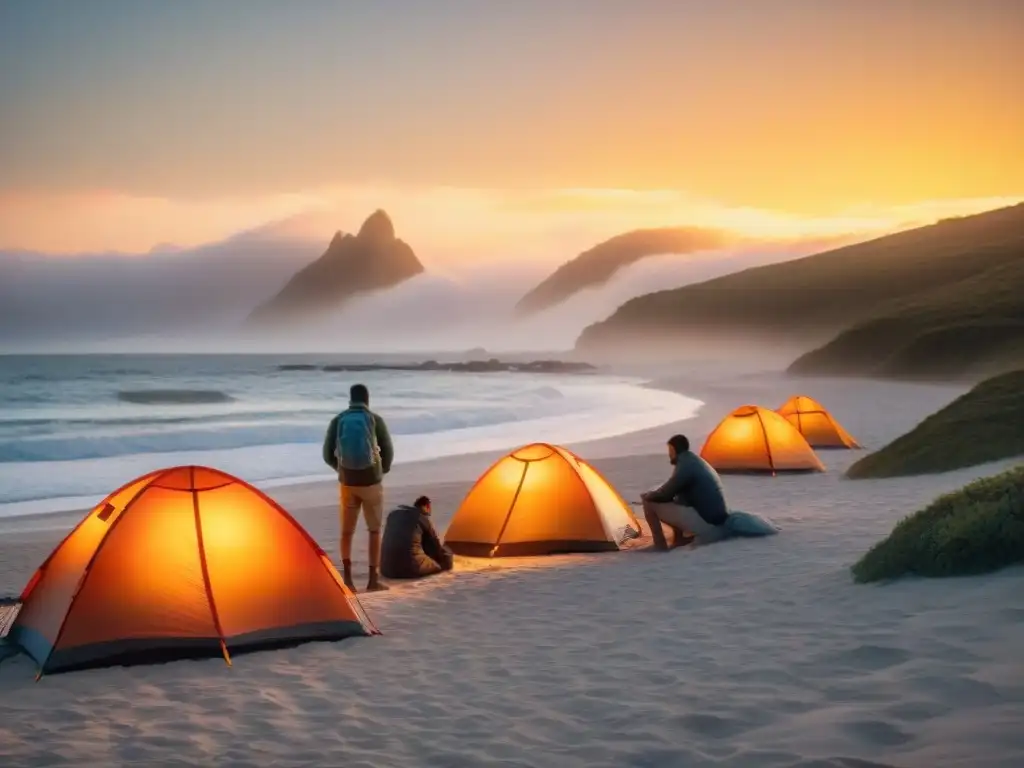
top-left (444, 443), bottom-right (641, 557)
top-left (6, 466), bottom-right (377, 676)
top-left (700, 405), bottom-right (825, 474)
top-left (777, 395), bottom-right (861, 448)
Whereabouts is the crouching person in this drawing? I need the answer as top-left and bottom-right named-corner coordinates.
top-left (380, 496), bottom-right (454, 579)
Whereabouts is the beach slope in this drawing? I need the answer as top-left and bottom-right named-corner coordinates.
top-left (1, 372), bottom-right (1022, 768)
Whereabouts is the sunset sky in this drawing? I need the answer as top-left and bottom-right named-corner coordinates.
top-left (1, 0), bottom-right (1022, 257)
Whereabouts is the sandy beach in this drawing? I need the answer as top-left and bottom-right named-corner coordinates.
top-left (2, 367), bottom-right (1022, 768)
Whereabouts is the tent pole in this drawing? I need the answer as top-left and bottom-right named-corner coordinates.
top-left (219, 639), bottom-right (233, 667)
top-left (490, 462), bottom-right (530, 557)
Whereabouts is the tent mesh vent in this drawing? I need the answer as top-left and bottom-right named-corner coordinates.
top-left (0, 602), bottom-right (20, 638)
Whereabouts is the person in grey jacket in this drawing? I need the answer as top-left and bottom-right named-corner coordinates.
top-left (641, 434), bottom-right (731, 549)
top-left (322, 383), bottom-right (395, 592)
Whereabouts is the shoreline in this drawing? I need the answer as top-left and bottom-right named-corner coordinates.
top-left (0, 367), bottom-right (970, 536)
top-left (3, 365), bottom-right (1020, 768)
top-left (0, 369), bottom-right (705, 530)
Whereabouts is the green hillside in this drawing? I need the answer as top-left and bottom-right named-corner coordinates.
top-left (851, 465), bottom-right (1024, 582)
top-left (789, 255), bottom-right (1024, 378)
top-left (847, 370), bottom-right (1024, 479)
top-left (575, 203), bottom-right (1024, 368)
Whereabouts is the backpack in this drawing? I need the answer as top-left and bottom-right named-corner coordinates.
top-left (336, 408), bottom-right (380, 470)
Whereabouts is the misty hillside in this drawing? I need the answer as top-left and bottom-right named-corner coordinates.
top-left (788, 255), bottom-right (1024, 379)
top-left (575, 203), bottom-right (1024, 375)
top-left (515, 227), bottom-right (729, 315)
top-left (247, 210), bottom-right (424, 327)
top-left (243, 247), bottom-right (805, 353)
top-left (0, 228), bottom-right (319, 344)
top-left (0, 212), bottom-right (819, 353)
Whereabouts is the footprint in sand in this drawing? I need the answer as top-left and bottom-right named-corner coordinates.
top-left (998, 606), bottom-right (1024, 622)
top-left (841, 718), bottom-right (914, 747)
top-left (674, 712), bottom-right (749, 739)
top-left (882, 698), bottom-right (953, 722)
top-left (828, 643), bottom-right (911, 672)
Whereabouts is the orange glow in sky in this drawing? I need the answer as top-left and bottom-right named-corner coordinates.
top-left (1, 1), bottom-right (1021, 258)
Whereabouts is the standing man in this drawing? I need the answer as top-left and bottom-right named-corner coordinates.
top-left (323, 383), bottom-right (395, 592)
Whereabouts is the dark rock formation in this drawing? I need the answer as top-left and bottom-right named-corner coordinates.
top-left (248, 210), bottom-right (424, 325)
top-left (276, 359), bottom-right (596, 374)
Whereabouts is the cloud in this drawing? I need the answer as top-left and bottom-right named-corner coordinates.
top-left (2, 184), bottom-right (1020, 271)
top-left (0, 189), bottom-right (326, 254)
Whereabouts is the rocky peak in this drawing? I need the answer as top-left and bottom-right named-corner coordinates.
top-left (357, 209), bottom-right (395, 242)
top-left (246, 208), bottom-right (424, 327)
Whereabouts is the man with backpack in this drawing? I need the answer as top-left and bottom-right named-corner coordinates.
top-left (322, 383), bottom-right (395, 592)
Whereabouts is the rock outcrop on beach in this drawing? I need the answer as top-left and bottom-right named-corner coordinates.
top-left (247, 210), bottom-right (424, 326)
top-left (276, 359), bottom-right (596, 374)
top-left (516, 227), bottom-right (729, 316)
top-left (574, 203), bottom-right (1024, 379)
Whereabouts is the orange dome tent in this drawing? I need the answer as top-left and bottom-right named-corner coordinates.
top-left (444, 443), bottom-right (641, 557)
top-left (6, 466), bottom-right (377, 676)
top-left (777, 395), bottom-right (861, 448)
top-left (700, 405), bottom-right (825, 474)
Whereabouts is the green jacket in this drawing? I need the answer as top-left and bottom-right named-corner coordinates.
top-left (322, 403), bottom-right (395, 486)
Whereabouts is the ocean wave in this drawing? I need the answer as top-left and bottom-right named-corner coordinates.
top-left (117, 389), bottom-right (236, 404)
top-left (0, 387), bottom-right (700, 514)
top-left (0, 387), bottom-right (703, 514)
top-left (0, 386), bottom-right (598, 463)
top-left (0, 401), bottom-right (579, 463)
top-left (0, 408), bottom-right (330, 430)
top-left (529, 386), bottom-right (564, 399)
top-left (0, 362), bottom-right (704, 517)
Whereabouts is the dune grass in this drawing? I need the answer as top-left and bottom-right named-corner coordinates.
top-left (851, 465), bottom-right (1024, 582)
top-left (846, 370), bottom-right (1024, 479)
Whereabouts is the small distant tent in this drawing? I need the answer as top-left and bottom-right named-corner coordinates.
top-left (6, 466), bottom-right (377, 676)
top-left (777, 395), bottom-right (861, 448)
top-left (700, 405), bottom-right (826, 474)
top-left (444, 443), bottom-right (641, 557)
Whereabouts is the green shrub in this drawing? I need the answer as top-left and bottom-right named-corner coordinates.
top-left (846, 370), bottom-right (1024, 478)
top-left (851, 465), bottom-right (1024, 582)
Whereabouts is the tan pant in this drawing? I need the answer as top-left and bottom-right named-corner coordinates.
top-left (341, 483), bottom-right (384, 535)
top-left (643, 499), bottom-right (729, 545)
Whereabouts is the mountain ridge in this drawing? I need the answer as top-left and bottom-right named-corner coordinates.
top-left (516, 226), bottom-right (729, 315)
top-left (574, 203), bottom-right (1024, 377)
top-left (247, 209), bottom-right (425, 326)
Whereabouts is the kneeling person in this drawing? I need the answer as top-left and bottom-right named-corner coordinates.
top-left (380, 496), bottom-right (454, 579)
top-left (641, 434), bottom-right (730, 549)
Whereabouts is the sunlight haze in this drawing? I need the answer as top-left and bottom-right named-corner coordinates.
top-left (1, 0), bottom-right (1022, 258)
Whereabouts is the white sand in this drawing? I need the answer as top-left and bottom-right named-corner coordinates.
top-left (2, 369), bottom-right (1023, 768)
